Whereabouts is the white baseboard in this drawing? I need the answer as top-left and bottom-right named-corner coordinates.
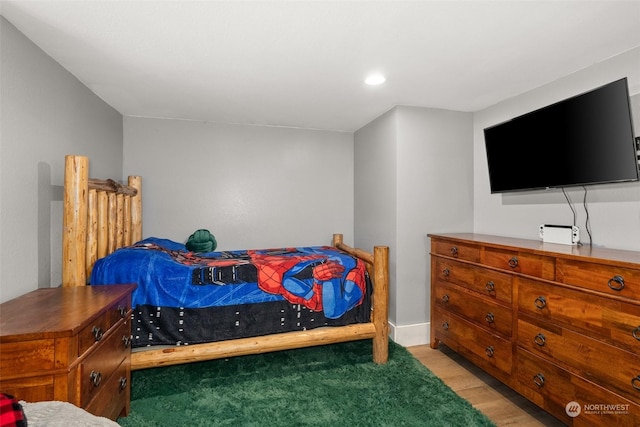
top-left (388, 321), bottom-right (430, 347)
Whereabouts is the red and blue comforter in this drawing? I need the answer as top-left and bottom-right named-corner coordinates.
top-left (90, 238), bottom-right (367, 319)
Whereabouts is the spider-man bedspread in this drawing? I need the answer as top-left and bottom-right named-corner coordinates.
top-left (91, 238), bottom-right (372, 347)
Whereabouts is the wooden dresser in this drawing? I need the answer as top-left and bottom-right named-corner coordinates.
top-left (0, 284), bottom-right (136, 421)
top-left (429, 233), bottom-right (640, 426)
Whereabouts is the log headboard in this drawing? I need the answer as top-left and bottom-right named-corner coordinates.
top-left (62, 155), bottom-right (142, 286)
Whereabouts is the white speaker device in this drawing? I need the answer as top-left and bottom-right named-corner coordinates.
top-left (539, 224), bottom-right (580, 245)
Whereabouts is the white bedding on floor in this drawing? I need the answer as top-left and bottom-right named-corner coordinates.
top-left (19, 401), bottom-right (120, 427)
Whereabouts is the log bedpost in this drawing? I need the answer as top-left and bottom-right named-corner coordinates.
top-left (129, 175), bottom-right (142, 244)
top-left (332, 233), bottom-right (389, 364)
top-left (62, 155), bottom-right (88, 287)
top-left (372, 245), bottom-right (389, 364)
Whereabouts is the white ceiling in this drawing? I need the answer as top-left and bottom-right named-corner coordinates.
top-left (2, 1), bottom-right (640, 132)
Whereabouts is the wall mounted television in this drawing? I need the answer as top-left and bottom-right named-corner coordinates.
top-left (484, 78), bottom-right (639, 193)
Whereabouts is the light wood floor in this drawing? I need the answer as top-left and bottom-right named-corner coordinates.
top-left (407, 344), bottom-right (566, 427)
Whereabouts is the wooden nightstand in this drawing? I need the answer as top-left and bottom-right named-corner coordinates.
top-left (0, 284), bottom-right (136, 421)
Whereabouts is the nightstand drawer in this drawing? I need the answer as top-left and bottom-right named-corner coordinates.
top-left (79, 294), bottom-right (131, 356)
top-left (80, 318), bottom-right (131, 407)
top-left (84, 359), bottom-right (129, 420)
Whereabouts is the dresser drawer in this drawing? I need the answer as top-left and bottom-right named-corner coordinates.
top-left (484, 247), bottom-right (555, 280)
top-left (432, 240), bottom-right (480, 263)
top-left (434, 282), bottom-right (512, 337)
top-left (518, 318), bottom-right (640, 404)
top-left (80, 318), bottom-right (131, 407)
top-left (557, 259), bottom-right (640, 300)
top-left (434, 258), bottom-right (513, 303)
top-left (434, 258), bottom-right (475, 287)
top-left (433, 307), bottom-right (512, 375)
top-left (516, 349), bottom-right (640, 427)
top-left (475, 267), bottom-right (513, 304)
top-left (518, 276), bottom-right (640, 353)
top-left (78, 294), bottom-right (132, 356)
top-left (84, 359), bottom-right (129, 420)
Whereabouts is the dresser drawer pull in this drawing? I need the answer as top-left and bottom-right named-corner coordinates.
top-left (442, 268), bottom-right (450, 277)
top-left (533, 373), bottom-right (545, 388)
top-left (485, 346), bottom-right (494, 358)
top-left (485, 312), bottom-right (495, 323)
top-left (633, 326), bottom-right (640, 341)
top-left (122, 335), bottom-right (132, 348)
top-left (485, 281), bottom-right (495, 292)
top-left (608, 275), bottom-right (625, 291)
top-left (90, 370), bottom-right (102, 388)
top-left (508, 256), bottom-right (518, 268)
top-left (632, 376), bottom-right (640, 391)
top-left (441, 294), bottom-right (450, 304)
top-left (92, 326), bottom-right (103, 342)
top-left (534, 296), bottom-right (547, 309)
top-left (442, 322), bottom-right (449, 331)
top-left (119, 377), bottom-right (127, 391)
top-left (450, 246), bottom-right (458, 257)
top-left (118, 305), bottom-right (127, 318)
top-left (534, 333), bottom-right (546, 347)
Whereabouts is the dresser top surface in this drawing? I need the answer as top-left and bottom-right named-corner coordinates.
top-left (428, 233), bottom-right (640, 267)
top-left (0, 284), bottom-right (136, 342)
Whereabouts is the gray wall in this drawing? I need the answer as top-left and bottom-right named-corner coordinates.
top-left (396, 106), bottom-right (473, 327)
top-left (355, 106), bottom-right (474, 345)
top-left (0, 18), bottom-right (123, 302)
top-left (123, 117), bottom-right (354, 250)
top-left (354, 108), bottom-right (398, 322)
top-left (474, 47), bottom-right (640, 252)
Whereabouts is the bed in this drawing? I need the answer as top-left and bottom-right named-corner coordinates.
top-left (62, 154), bottom-right (390, 371)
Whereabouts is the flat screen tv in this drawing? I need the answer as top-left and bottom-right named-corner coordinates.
top-left (484, 78), bottom-right (639, 193)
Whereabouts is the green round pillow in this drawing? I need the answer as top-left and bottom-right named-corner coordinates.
top-left (186, 229), bottom-right (217, 253)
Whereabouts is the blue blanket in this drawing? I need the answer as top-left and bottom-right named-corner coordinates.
top-left (90, 238), bottom-right (367, 319)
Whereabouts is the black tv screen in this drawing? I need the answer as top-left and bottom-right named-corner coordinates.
top-left (484, 78), bottom-right (638, 193)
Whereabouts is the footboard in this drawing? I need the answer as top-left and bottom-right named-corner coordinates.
top-left (332, 234), bottom-right (389, 364)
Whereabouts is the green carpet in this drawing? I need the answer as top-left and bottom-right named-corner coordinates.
top-left (118, 340), bottom-right (496, 426)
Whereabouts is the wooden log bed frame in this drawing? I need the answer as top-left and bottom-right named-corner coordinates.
top-left (62, 154), bottom-right (390, 370)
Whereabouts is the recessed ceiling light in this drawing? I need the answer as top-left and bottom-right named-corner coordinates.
top-left (365, 73), bottom-right (386, 86)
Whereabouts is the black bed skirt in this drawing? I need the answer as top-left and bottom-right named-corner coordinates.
top-left (131, 276), bottom-right (373, 348)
